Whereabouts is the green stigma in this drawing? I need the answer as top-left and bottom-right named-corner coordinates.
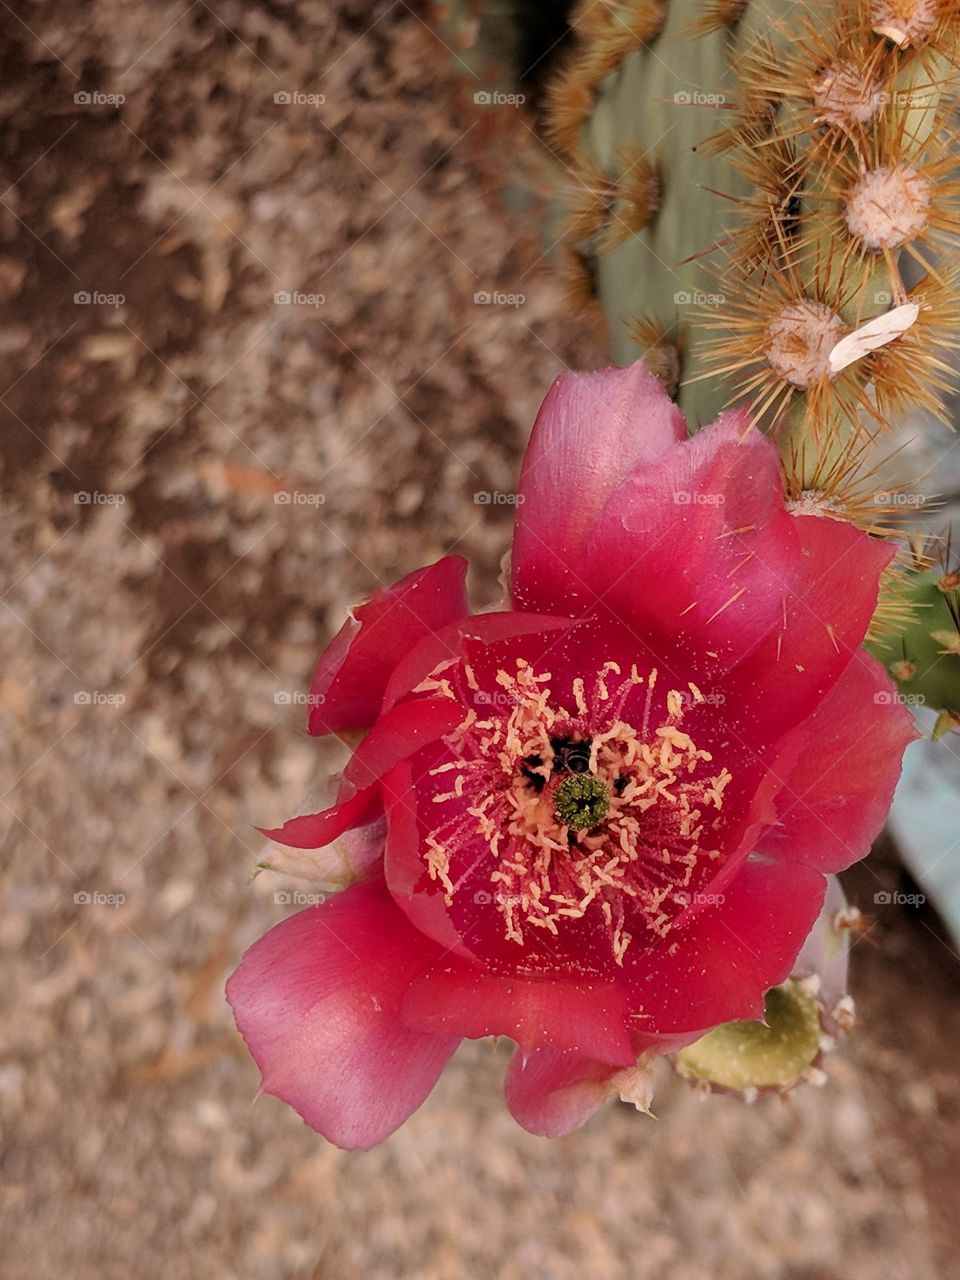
top-left (554, 774), bottom-right (609, 829)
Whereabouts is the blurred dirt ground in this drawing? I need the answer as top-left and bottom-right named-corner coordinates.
top-left (2, 3), bottom-right (960, 1278)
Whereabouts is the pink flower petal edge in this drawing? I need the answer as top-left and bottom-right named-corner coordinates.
top-left (226, 877), bottom-right (459, 1149)
top-left (307, 554), bottom-right (468, 737)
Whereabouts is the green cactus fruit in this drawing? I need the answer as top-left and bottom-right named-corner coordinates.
top-left (674, 874), bottom-right (854, 1096)
top-left (675, 978), bottom-right (826, 1094)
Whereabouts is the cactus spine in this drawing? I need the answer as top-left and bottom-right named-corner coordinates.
top-left (547, 0), bottom-right (960, 718)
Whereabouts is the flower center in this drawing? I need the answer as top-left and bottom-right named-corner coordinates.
top-left (553, 772), bottom-right (610, 829)
top-left (417, 658), bottom-right (734, 966)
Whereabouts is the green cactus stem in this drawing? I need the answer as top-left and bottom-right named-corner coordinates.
top-left (868, 569), bottom-right (960, 718)
top-left (572, 0), bottom-right (756, 426)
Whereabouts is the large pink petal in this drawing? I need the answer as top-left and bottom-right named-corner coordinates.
top-left (579, 410), bottom-right (799, 670)
top-left (621, 856), bottom-right (826, 1035)
top-left (402, 962), bottom-right (636, 1066)
top-left (504, 1046), bottom-right (619, 1137)
top-left (756, 650), bottom-right (917, 872)
top-left (307, 555), bottom-right (468, 736)
top-left (722, 514), bottom-right (894, 745)
top-left (226, 877), bottom-right (459, 1150)
top-left (512, 362), bottom-right (686, 615)
top-left (573, 417), bottom-right (892, 747)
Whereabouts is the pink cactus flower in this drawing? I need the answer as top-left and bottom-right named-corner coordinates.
top-left (227, 362), bottom-right (915, 1148)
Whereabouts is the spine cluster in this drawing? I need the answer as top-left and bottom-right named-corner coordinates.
top-left (547, 0), bottom-right (960, 669)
